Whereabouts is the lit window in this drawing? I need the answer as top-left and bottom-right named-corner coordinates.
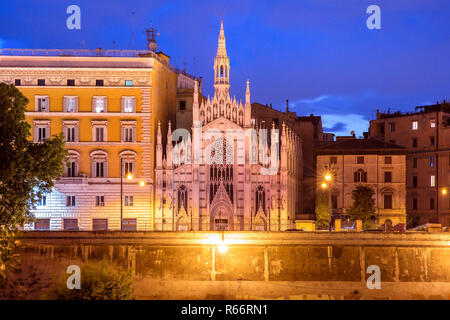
top-left (431, 175), bottom-right (436, 187)
top-left (430, 119), bottom-right (436, 128)
top-left (96, 98), bottom-right (105, 113)
top-left (412, 120), bottom-right (418, 130)
top-left (430, 156), bottom-right (435, 168)
top-left (65, 97), bottom-right (78, 112)
top-left (36, 96), bottom-right (48, 112)
top-left (122, 97), bottom-right (135, 113)
top-left (125, 80), bottom-right (133, 86)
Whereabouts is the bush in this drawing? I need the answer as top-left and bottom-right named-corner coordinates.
top-left (46, 261), bottom-right (135, 300)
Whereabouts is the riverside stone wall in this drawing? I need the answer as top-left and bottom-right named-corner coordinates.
top-left (1, 231), bottom-right (449, 299)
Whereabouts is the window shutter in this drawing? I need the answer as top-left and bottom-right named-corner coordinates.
top-left (63, 96), bottom-right (68, 112)
top-left (354, 171), bottom-right (357, 182)
top-left (91, 161), bottom-right (95, 178)
top-left (104, 160), bottom-right (108, 178)
top-left (104, 97), bottom-right (108, 112)
top-left (74, 97), bottom-right (79, 112)
top-left (121, 97), bottom-right (125, 112)
top-left (92, 97), bottom-right (96, 112)
top-left (132, 97), bottom-right (136, 112)
top-left (132, 127), bottom-right (136, 142)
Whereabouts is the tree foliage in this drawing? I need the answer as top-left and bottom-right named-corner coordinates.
top-left (0, 83), bottom-right (67, 273)
top-left (46, 261), bottom-right (135, 300)
top-left (315, 189), bottom-right (329, 229)
top-left (347, 185), bottom-right (375, 221)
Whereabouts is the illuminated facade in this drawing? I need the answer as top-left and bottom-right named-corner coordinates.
top-left (0, 49), bottom-right (178, 230)
top-left (154, 22), bottom-right (302, 231)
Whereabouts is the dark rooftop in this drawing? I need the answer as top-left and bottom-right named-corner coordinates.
top-left (316, 138), bottom-right (407, 155)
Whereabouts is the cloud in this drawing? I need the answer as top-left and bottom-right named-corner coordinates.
top-left (323, 122), bottom-right (347, 133)
top-left (321, 114), bottom-right (369, 137)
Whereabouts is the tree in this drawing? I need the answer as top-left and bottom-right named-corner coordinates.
top-left (0, 83), bottom-right (67, 275)
top-left (315, 189), bottom-right (329, 229)
top-left (46, 261), bottom-right (135, 300)
top-left (347, 185), bottom-right (375, 221)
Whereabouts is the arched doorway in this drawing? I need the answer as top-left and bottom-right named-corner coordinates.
top-left (210, 203), bottom-right (233, 231)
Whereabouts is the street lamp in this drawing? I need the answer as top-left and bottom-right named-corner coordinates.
top-left (321, 172), bottom-right (333, 231)
top-left (120, 157), bottom-right (145, 231)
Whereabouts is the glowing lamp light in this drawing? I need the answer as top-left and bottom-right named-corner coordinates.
top-left (126, 173), bottom-right (133, 180)
top-left (139, 180), bottom-right (146, 187)
top-left (321, 182), bottom-right (327, 189)
top-left (324, 173), bottom-right (332, 181)
top-left (442, 189), bottom-right (447, 195)
top-left (218, 243), bottom-right (228, 254)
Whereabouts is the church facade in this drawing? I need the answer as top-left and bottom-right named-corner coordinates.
top-left (154, 22), bottom-right (302, 231)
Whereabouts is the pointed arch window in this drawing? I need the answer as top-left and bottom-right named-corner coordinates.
top-left (256, 186), bottom-right (266, 213)
top-left (178, 185), bottom-right (188, 213)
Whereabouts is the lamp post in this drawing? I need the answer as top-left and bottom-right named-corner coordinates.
top-left (120, 157), bottom-right (145, 231)
top-left (321, 172), bottom-right (333, 231)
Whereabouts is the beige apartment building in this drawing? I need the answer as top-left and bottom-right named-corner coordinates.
top-left (316, 138), bottom-right (407, 226)
top-left (369, 102), bottom-right (450, 226)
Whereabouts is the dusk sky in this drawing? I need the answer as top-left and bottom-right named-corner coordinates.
top-left (1, 0), bottom-right (449, 136)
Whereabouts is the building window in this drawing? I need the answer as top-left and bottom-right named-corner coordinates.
top-left (177, 185), bottom-right (188, 213)
top-left (121, 121), bottom-right (137, 143)
top-left (384, 171), bottom-right (392, 183)
top-left (124, 127), bottom-right (134, 142)
top-left (412, 120), bottom-right (418, 130)
top-left (354, 169), bottom-right (367, 183)
top-left (179, 100), bottom-right (186, 111)
top-left (357, 156), bottom-right (364, 164)
top-left (63, 121), bottom-right (79, 142)
top-left (413, 157), bottom-right (417, 168)
top-left (431, 175), bottom-right (436, 187)
top-left (67, 79), bottom-right (75, 86)
top-left (430, 156), bottom-right (435, 168)
top-left (125, 195), bottom-right (134, 206)
top-left (96, 79), bottom-right (104, 86)
top-left (330, 156), bottom-right (337, 165)
top-left (90, 150), bottom-right (108, 178)
top-left (430, 198), bottom-right (435, 210)
top-left (93, 97), bottom-right (107, 113)
top-left (92, 121), bottom-right (108, 142)
top-left (35, 219), bottom-right (50, 230)
top-left (430, 119), bottom-right (436, 128)
top-left (389, 123), bottom-right (396, 132)
top-left (66, 196), bottom-right (76, 207)
top-left (36, 126), bottom-right (49, 142)
top-left (15, 79), bottom-right (21, 86)
top-left (384, 156), bottom-right (392, 164)
top-left (64, 96), bottom-right (78, 112)
top-left (413, 176), bottom-right (418, 188)
top-left (384, 194), bottom-right (393, 209)
top-left (92, 219), bottom-right (108, 231)
top-left (95, 195), bottom-right (105, 207)
top-left (331, 194), bottom-right (338, 209)
top-left (121, 97), bottom-right (136, 113)
top-left (37, 79), bottom-right (45, 86)
top-left (430, 136), bottom-right (435, 146)
top-left (413, 198), bottom-right (418, 210)
top-left (120, 150), bottom-right (137, 177)
top-left (66, 151), bottom-right (79, 177)
top-left (35, 96), bottom-right (49, 112)
top-left (412, 138), bottom-right (418, 148)
top-left (36, 196), bottom-right (47, 206)
top-left (379, 123), bottom-right (385, 135)
top-left (63, 218), bottom-right (79, 231)
top-left (125, 80), bottom-right (133, 86)
top-left (122, 218), bottom-right (137, 231)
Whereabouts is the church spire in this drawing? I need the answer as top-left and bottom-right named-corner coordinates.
top-left (214, 20), bottom-right (230, 98)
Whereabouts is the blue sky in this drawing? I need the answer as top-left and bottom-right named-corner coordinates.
top-left (1, 0), bottom-right (449, 136)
